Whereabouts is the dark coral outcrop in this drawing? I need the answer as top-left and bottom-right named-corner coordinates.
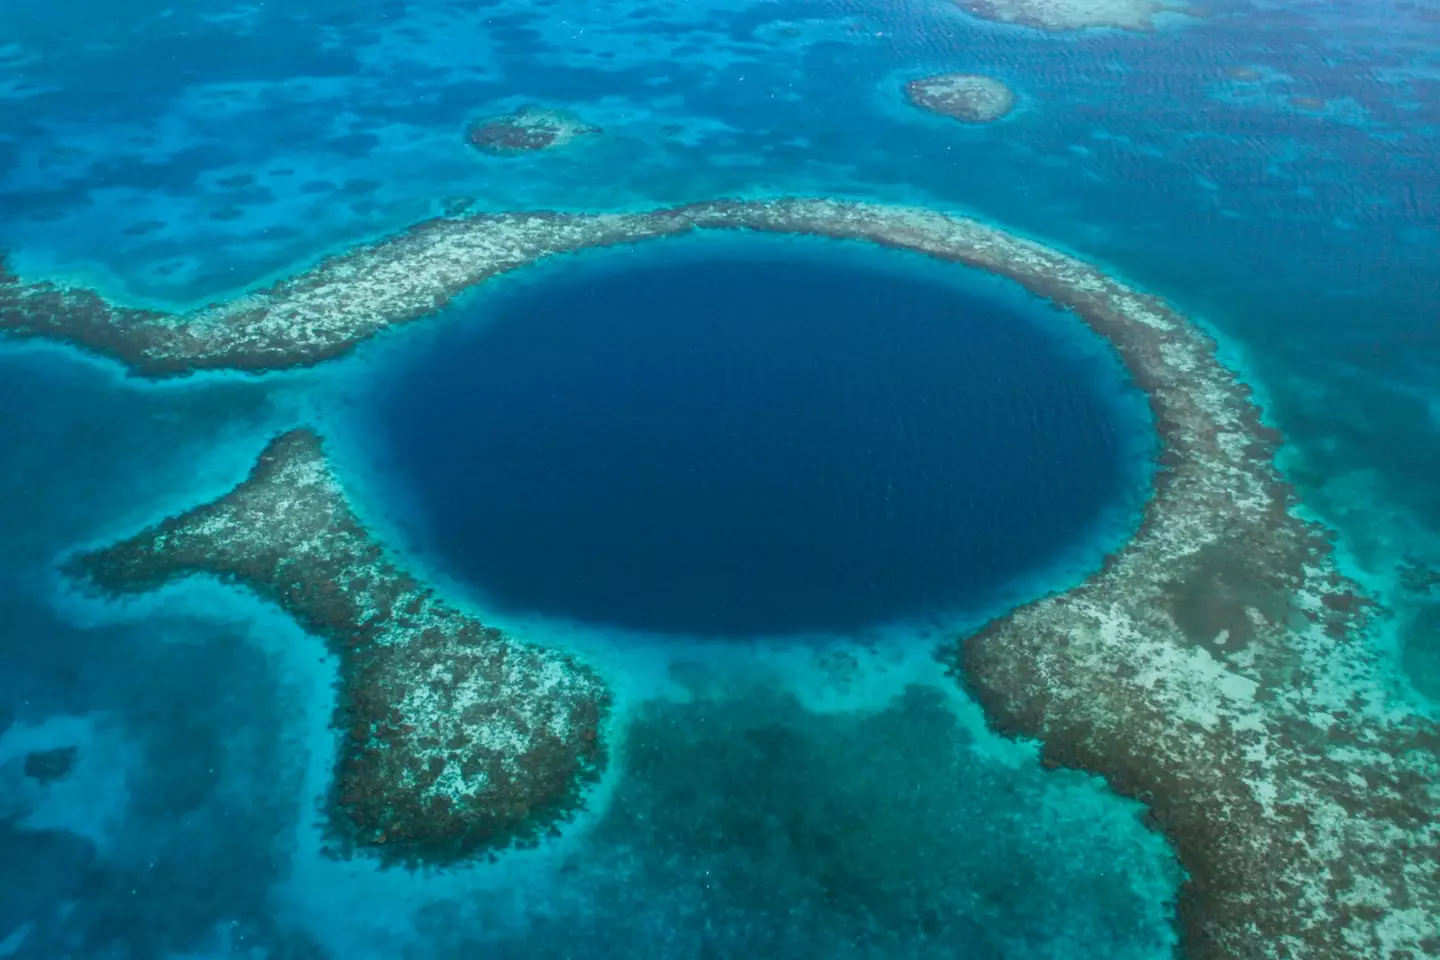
top-left (465, 106), bottom-right (599, 156)
top-left (905, 74), bottom-right (1016, 123)
top-left (22, 746), bottom-right (78, 785)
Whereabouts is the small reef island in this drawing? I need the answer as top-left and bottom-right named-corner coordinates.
top-left (905, 74), bottom-right (1017, 124)
top-left (465, 106), bottom-right (599, 156)
top-left (4, 199), bottom-right (1438, 955)
top-left (954, 0), bottom-right (1180, 31)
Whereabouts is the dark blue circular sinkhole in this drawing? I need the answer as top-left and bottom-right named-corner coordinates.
top-left (363, 235), bottom-right (1150, 638)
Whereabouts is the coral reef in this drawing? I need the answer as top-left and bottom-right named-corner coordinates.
top-left (11, 197), bottom-right (1439, 953)
top-left (69, 430), bottom-right (609, 866)
top-left (954, 0), bottom-right (1173, 31)
top-left (465, 107), bottom-right (599, 156)
top-left (905, 74), bottom-right (1016, 123)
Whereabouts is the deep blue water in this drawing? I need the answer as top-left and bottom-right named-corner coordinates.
top-left (1, 0), bottom-right (1437, 956)
top-left (366, 238), bottom-right (1144, 637)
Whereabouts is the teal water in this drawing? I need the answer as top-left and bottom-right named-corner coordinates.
top-left (1, 0), bottom-right (1437, 956)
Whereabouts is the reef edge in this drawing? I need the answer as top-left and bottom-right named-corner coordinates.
top-left (68, 429), bottom-right (610, 867)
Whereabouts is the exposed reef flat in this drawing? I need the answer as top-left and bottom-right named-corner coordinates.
top-left (465, 106), bottom-right (599, 156)
top-left (69, 430), bottom-right (609, 866)
top-left (905, 74), bottom-right (1017, 124)
top-left (13, 199), bottom-right (1439, 954)
top-left (954, 0), bottom-right (1173, 31)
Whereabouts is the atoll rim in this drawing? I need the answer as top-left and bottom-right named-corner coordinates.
top-left (12, 196), bottom-right (1436, 955)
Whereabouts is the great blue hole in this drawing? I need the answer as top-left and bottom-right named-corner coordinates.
top-left (359, 234), bottom-right (1152, 639)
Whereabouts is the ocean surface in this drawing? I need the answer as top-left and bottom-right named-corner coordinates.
top-left (0, 0), bottom-right (1436, 957)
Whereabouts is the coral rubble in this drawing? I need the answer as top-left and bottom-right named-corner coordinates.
top-left (905, 74), bottom-right (1016, 123)
top-left (12, 197), bottom-right (1438, 953)
top-left (465, 106), bottom-right (599, 156)
top-left (70, 430), bottom-right (608, 866)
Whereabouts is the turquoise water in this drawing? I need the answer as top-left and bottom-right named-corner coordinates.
top-left (1, 0), bottom-right (1437, 955)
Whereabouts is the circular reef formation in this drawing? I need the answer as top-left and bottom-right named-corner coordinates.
top-left (906, 74), bottom-right (1016, 123)
top-left (10, 199), bottom-right (1438, 957)
top-left (367, 238), bottom-right (1141, 638)
top-left (465, 106), bottom-right (599, 156)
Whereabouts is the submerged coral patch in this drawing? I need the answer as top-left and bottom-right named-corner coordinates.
top-left (442, 679), bottom-right (1182, 956)
top-left (906, 74), bottom-right (1017, 123)
top-left (70, 430), bottom-right (609, 866)
top-left (465, 106), bottom-right (600, 155)
top-left (22, 746), bottom-right (77, 785)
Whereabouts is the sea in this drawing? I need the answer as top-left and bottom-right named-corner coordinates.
top-left (0, 0), bottom-right (1436, 956)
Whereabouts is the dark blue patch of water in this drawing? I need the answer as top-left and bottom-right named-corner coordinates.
top-left (364, 236), bottom-right (1146, 637)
